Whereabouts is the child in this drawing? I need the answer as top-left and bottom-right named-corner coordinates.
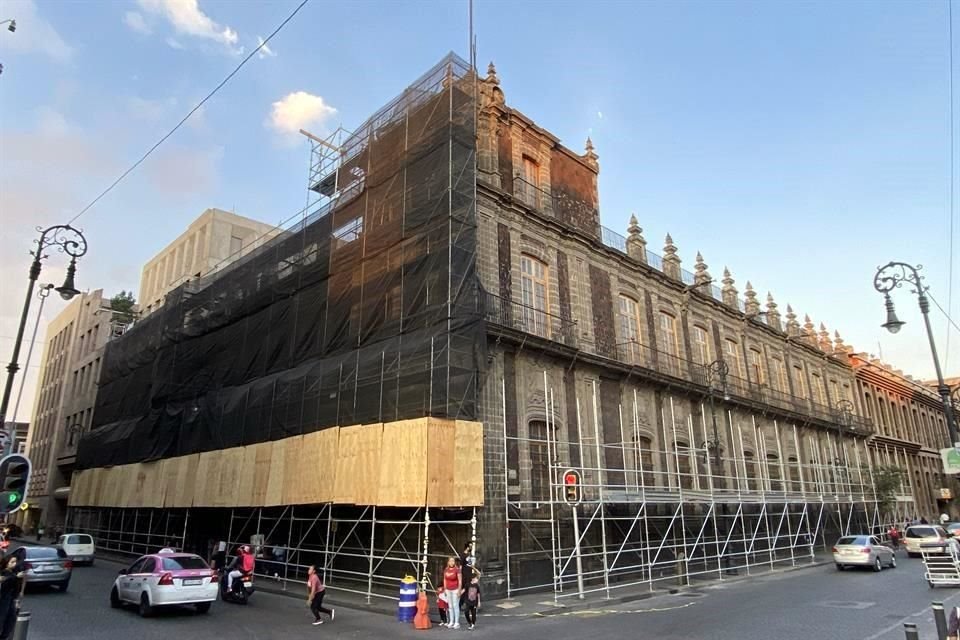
top-left (464, 575), bottom-right (481, 630)
top-left (437, 587), bottom-right (449, 626)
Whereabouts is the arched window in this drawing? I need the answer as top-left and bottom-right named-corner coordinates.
top-left (520, 255), bottom-right (550, 338)
top-left (658, 312), bottom-right (681, 376)
top-left (749, 348), bottom-right (765, 386)
top-left (637, 435), bottom-right (655, 487)
top-left (791, 365), bottom-right (807, 399)
top-left (787, 456), bottom-right (801, 492)
top-left (743, 450), bottom-right (757, 491)
top-left (692, 325), bottom-right (711, 365)
top-left (618, 295), bottom-right (644, 363)
top-left (724, 339), bottom-right (743, 378)
top-left (766, 453), bottom-right (782, 491)
top-left (528, 420), bottom-right (551, 502)
top-left (675, 441), bottom-right (694, 489)
top-left (770, 357), bottom-right (787, 393)
top-left (810, 373), bottom-right (827, 405)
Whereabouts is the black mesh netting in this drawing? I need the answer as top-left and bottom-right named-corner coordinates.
top-left (77, 53), bottom-right (482, 469)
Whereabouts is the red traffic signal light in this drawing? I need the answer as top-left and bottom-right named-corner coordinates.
top-left (562, 469), bottom-right (581, 505)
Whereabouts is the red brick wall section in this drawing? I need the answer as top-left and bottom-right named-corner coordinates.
top-left (589, 264), bottom-right (616, 358)
top-left (550, 150), bottom-right (599, 239)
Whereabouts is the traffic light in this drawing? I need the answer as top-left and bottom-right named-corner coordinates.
top-left (562, 469), bottom-right (581, 505)
top-left (0, 454), bottom-right (31, 514)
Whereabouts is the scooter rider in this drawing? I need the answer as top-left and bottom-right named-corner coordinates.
top-left (227, 545), bottom-right (255, 593)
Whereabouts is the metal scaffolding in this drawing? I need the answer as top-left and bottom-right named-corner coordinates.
top-left (502, 371), bottom-right (890, 600)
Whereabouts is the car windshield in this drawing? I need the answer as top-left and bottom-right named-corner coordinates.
top-left (66, 534), bottom-right (92, 545)
top-left (161, 556), bottom-right (208, 571)
top-left (907, 527), bottom-right (938, 538)
top-left (948, 524), bottom-right (960, 532)
top-left (26, 547), bottom-right (64, 560)
top-left (837, 536), bottom-right (869, 546)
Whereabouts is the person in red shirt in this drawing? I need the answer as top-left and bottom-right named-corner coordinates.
top-left (228, 545), bottom-right (255, 592)
top-left (307, 565), bottom-right (334, 626)
top-left (443, 557), bottom-right (462, 629)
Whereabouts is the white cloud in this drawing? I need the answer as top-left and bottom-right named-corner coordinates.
top-left (257, 36), bottom-right (276, 60)
top-left (127, 96), bottom-right (178, 122)
top-left (0, 0), bottom-right (72, 62)
top-left (166, 37), bottom-right (185, 50)
top-left (268, 91), bottom-right (337, 144)
top-left (138, 0), bottom-right (239, 51)
top-left (124, 11), bottom-right (152, 35)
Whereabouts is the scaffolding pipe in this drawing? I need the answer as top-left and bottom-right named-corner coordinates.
top-left (592, 380), bottom-right (610, 598)
top-left (543, 370), bottom-right (559, 601)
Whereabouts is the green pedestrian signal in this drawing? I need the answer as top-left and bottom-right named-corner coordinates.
top-left (0, 455), bottom-right (31, 514)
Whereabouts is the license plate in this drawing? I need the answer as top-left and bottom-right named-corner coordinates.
top-left (182, 579), bottom-right (203, 586)
top-left (243, 581), bottom-right (252, 588)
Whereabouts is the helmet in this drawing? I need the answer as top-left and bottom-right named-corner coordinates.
top-left (242, 545), bottom-right (251, 553)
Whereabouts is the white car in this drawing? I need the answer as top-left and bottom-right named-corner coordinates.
top-left (58, 533), bottom-right (95, 565)
top-left (110, 553), bottom-right (218, 616)
top-left (904, 525), bottom-right (952, 557)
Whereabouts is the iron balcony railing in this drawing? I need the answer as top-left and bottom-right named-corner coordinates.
top-left (483, 291), bottom-right (577, 347)
top-left (484, 294), bottom-right (873, 435)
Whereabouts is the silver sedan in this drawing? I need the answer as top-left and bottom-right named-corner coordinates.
top-left (833, 535), bottom-right (896, 572)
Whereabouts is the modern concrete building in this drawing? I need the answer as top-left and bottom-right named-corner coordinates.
top-left (67, 55), bottom-right (954, 601)
top-left (138, 208), bottom-right (277, 316)
top-left (25, 289), bottom-right (113, 530)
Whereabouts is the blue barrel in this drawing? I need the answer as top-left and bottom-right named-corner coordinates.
top-left (397, 576), bottom-right (418, 622)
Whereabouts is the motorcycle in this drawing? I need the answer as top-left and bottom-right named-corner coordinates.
top-left (219, 567), bottom-right (255, 604)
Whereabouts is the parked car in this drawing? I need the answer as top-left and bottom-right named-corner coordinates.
top-left (8, 545), bottom-right (72, 591)
top-left (833, 535), bottom-right (896, 571)
top-left (111, 553), bottom-right (218, 617)
top-left (57, 533), bottom-right (95, 565)
top-left (904, 525), bottom-right (951, 557)
top-left (946, 523), bottom-right (960, 539)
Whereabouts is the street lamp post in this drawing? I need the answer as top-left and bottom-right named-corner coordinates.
top-left (0, 225), bottom-right (88, 457)
top-left (705, 358), bottom-right (734, 573)
top-left (834, 399), bottom-right (854, 468)
top-left (873, 262), bottom-right (959, 446)
top-left (9, 284), bottom-right (55, 427)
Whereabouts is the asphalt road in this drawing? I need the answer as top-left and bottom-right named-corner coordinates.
top-left (15, 547), bottom-right (959, 639)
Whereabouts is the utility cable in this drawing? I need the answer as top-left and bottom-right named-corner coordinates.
top-left (66, 0), bottom-right (312, 226)
top-left (929, 290), bottom-right (960, 334)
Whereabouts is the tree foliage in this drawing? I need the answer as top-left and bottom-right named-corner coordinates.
top-left (871, 465), bottom-right (906, 518)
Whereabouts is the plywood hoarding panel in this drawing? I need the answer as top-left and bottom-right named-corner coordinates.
top-left (426, 419), bottom-right (456, 507)
top-left (141, 461), bottom-right (165, 508)
top-left (281, 436), bottom-right (304, 505)
top-left (333, 425), bottom-right (361, 504)
top-left (377, 419), bottom-right (427, 507)
top-left (171, 454), bottom-right (200, 508)
top-left (88, 467), bottom-right (106, 507)
top-left (214, 448), bottom-right (242, 508)
top-left (264, 438), bottom-right (287, 507)
top-left (453, 420), bottom-right (484, 506)
top-left (353, 424), bottom-right (382, 505)
top-left (162, 457), bottom-right (183, 508)
top-left (67, 470), bottom-right (87, 507)
top-left (250, 442), bottom-right (273, 507)
top-left (299, 427), bottom-right (339, 505)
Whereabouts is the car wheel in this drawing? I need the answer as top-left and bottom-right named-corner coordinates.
top-left (195, 602), bottom-right (211, 614)
top-left (835, 563), bottom-right (844, 571)
top-left (873, 556), bottom-right (882, 572)
top-left (110, 587), bottom-right (121, 609)
top-left (138, 593), bottom-right (152, 618)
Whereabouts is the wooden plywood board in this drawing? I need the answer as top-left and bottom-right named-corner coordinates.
top-left (141, 461), bottom-right (165, 508)
top-left (103, 466), bottom-right (123, 507)
top-left (264, 438), bottom-right (287, 507)
top-left (250, 441), bottom-right (273, 507)
top-left (171, 454), bottom-right (200, 508)
top-left (88, 467), bottom-right (105, 507)
top-left (281, 436), bottom-right (304, 505)
top-left (426, 419), bottom-right (456, 507)
top-left (216, 447), bottom-right (243, 508)
top-left (453, 420), bottom-right (484, 506)
top-left (333, 425), bottom-right (361, 504)
top-left (235, 446), bottom-right (257, 507)
top-left (353, 424), bottom-right (382, 505)
top-left (378, 419), bottom-right (427, 507)
top-left (300, 427), bottom-right (340, 505)
top-left (162, 457), bottom-right (183, 508)
top-left (68, 470), bottom-right (87, 506)
top-left (127, 464), bottom-right (147, 508)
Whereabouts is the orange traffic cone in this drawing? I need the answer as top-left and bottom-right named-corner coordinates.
top-left (413, 590), bottom-right (432, 629)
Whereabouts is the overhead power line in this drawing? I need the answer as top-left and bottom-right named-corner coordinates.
top-left (66, 0), bottom-right (312, 226)
top-left (929, 290), bottom-right (960, 334)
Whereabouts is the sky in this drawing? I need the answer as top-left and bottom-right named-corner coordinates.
top-left (0, 0), bottom-right (958, 425)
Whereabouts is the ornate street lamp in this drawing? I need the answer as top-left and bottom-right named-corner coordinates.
top-left (0, 225), bottom-right (88, 457)
top-left (873, 262), bottom-right (958, 446)
top-left (704, 357), bottom-right (735, 573)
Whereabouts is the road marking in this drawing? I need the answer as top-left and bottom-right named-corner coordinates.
top-left (489, 600), bottom-right (699, 618)
top-left (861, 593), bottom-right (960, 640)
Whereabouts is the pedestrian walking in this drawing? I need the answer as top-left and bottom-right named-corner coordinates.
top-left (948, 604), bottom-right (960, 640)
top-left (888, 524), bottom-right (900, 550)
top-left (443, 557), bottom-right (462, 629)
top-left (306, 565), bottom-right (334, 626)
top-left (464, 575), bottom-right (481, 630)
top-left (0, 554), bottom-right (24, 640)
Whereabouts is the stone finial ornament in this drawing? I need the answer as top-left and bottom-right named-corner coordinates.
top-left (662, 233), bottom-right (682, 280)
top-left (626, 213), bottom-right (648, 264)
top-left (584, 136), bottom-right (599, 168)
top-left (785, 304), bottom-right (800, 336)
top-left (693, 251), bottom-right (711, 285)
top-left (833, 330), bottom-right (847, 353)
top-left (744, 281), bottom-right (761, 315)
top-left (721, 267), bottom-right (738, 307)
top-left (486, 61), bottom-right (499, 85)
top-left (818, 322), bottom-right (833, 353)
top-left (765, 292), bottom-right (782, 331)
